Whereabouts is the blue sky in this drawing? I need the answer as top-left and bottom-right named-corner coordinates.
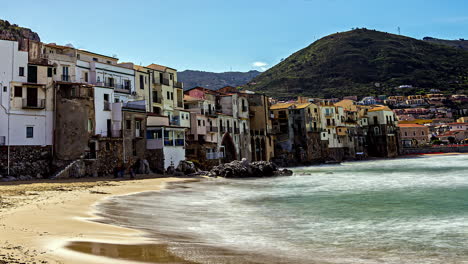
top-left (2, 0), bottom-right (467, 72)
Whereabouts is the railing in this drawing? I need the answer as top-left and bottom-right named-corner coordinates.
top-left (227, 127), bottom-right (233, 133)
top-left (61, 75), bottom-right (71, 82)
top-left (206, 152), bottom-right (224, 160)
top-left (114, 84), bottom-right (132, 93)
top-left (174, 81), bottom-right (183, 88)
top-left (84, 151), bottom-right (97, 160)
top-left (110, 130), bottom-right (122, 138)
top-left (208, 126), bottom-right (218, 132)
top-left (164, 139), bottom-right (173, 146)
top-left (175, 139), bottom-right (184, 146)
top-left (22, 98), bottom-right (45, 109)
top-left (170, 118), bottom-right (180, 126)
top-left (177, 102), bottom-right (184, 108)
top-left (103, 101), bottom-right (111, 111)
top-left (162, 78), bottom-right (170, 85)
top-left (234, 128), bottom-right (240, 134)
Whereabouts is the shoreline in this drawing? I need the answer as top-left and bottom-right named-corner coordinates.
top-left (0, 175), bottom-right (198, 264)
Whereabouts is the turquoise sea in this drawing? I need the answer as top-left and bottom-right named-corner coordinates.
top-left (97, 154), bottom-right (468, 263)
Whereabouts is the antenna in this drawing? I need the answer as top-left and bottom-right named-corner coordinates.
top-left (398, 26), bottom-right (401, 35)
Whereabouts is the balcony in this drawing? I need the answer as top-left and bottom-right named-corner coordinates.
top-left (206, 152), bottom-right (224, 160)
top-left (177, 101), bottom-right (184, 108)
top-left (22, 98), bottom-right (45, 109)
top-left (114, 84), bottom-right (132, 94)
top-left (227, 127), bottom-right (233, 134)
top-left (170, 117), bottom-right (180, 126)
top-left (103, 101), bottom-right (111, 111)
top-left (208, 126), bottom-right (218, 133)
top-left (162, 78), bottom-right (170, 85)
top-left (234, 128), bottom-right (240, 134)
top-left (61, 75), bottom-right (71, 82)
top-left (174, 81), bottom-right (183, 89)
top-left (175, 139), bottom-right (185, 146)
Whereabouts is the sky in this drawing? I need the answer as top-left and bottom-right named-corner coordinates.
top-left (2, 0), bottom-right (468, 72)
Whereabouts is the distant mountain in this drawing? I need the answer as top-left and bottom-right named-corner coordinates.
top-left (178, 70), bottom-right (261, 90)
top-left (247, 29), bottom-right (468, 98)
top-left (0, 19), bottom-right (40, 42)
top-left (423, 37), bottom-right (468, 51)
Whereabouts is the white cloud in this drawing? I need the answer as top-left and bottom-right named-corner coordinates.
top-left (252, 61), bottom-right (268, 67)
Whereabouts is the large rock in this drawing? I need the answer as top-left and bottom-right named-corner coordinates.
top-left (208, 159), bottom-right (291, 178)
top-left (176, 160), bottom-right (196, 175)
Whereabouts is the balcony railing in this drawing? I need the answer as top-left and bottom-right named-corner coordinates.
top-left (110, 130), bottom-right (122, 138)
top-left (174, 81), bottom-right (183, 88)
top-left (175, 139), bottom-right (184, 146)
top-left (234, 128), bottom-right (240, 134)
top-left (61, 75), bottom-right (71, 82)
top-left (103, 101), bottom-right (111, 111)
top-left (206, 152), bottom-right (224, 160)
top-left (162, 78), bottom-right (170, 85)
top-left (227, 127), bottom-right (233, 133)
top-left (22, 98), bottom-right (45, 109)
top-left (208, 126), bottom-right (218, 133)
top-left (114, 84), bottom-right (132, 94)
top-left (170, 118), bottom-right (180, 126)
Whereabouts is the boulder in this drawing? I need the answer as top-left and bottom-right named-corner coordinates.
top-left (177, 160), bottom-right (196, 175)
top-left (208, 160), bottom-right (290, 178)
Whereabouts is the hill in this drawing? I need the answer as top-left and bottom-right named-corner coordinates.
top-left (247, 29), bottom-right (468, 98)
top-left (423, 37), bottom-right (468, 51)
top-left (178, 70), bottom-right (261, 90)
top-left (0, 19), bottom-right (40, 42)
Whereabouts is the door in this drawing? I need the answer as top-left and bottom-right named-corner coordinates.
top-left (135, 120), bottom-right (141, 138)
top-left (27, 66), bottom-right (37, 83)
top-left (107, 119), bottom-right (112, 137)
top-left (62, 66), bottom-right (69, 81)
top-left (27, 88), bottom-right (37, 107)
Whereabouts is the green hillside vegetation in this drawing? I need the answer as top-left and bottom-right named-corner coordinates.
top-left (247, 29), bottom-right (468, 99)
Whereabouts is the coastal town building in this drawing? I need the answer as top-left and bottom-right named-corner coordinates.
top-left (398, 124), bottom-right (430, 147)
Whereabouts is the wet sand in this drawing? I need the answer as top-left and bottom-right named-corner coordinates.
top-left (0, 175), bottom-right (196, 264)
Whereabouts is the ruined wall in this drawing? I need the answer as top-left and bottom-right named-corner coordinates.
top-left (95, 139), bottom-right (124, 176)
top-left (0, 146), bottom-right (52, 179)
top-left (145, 149), bottom-right (164, 173)
top-left (55, 94), bottom-right (94, 161)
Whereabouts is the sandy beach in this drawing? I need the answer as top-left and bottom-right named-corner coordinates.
top-left (0, 175), bottom-right (196, 264)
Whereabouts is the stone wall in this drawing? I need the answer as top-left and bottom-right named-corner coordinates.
top-left (145, 149), bottom-right (164, 173)
top-left (0, 146), bottom-right (52, 179)
top-left (401, 146), bottom-right (468, 155)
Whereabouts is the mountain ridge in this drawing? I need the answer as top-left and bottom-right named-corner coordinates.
top-left (247, 29), bottom-right (468, 98)
top-left (178, 70), bottom-right (261, 90)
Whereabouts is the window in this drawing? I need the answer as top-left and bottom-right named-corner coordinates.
top-left (198, 120), bottom-right (201, 126)
top-left (126, 120), bottom-right (132, 129)
top-left (19, 67), bottom-right (24, 76)
top-left (14, 86), bottom-right (22, 97)
top-left (77, 54), bottom-right (80, 59)
top-left (124, 79), bottom-right (131, 90)
top-left (84, 72), bottom-right (89, 82)
top-left (93, 58), bottom-right (98, 62)
top-left (167, 91), bottom-right (170, 99)
top-left (104, 94), bottom-right (109, 102)
top-left (26, 126), bottom-right (34, 138)
top-left (171, 92), bottom-right (173, 100)
top-left (47, 68), bottom-right (53, 77)
top-left (3, 86), bottom-right (6, 92)
top-left (87, 119), bottom-right (93, 132)
top-left (169, 74), bottom-right (173, 80)
top-left (107, 60), bottom-right (111, 64)
top-left (53, 68), bottom-right (57, 75)
top-left (140, 75), bottom-right (144, 90)
top-left (422, 131), bottom-right (425, 136)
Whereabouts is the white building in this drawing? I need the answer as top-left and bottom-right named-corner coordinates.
top-left (0, 39), bottom-right (53, 146)
top-left (76, 50), bottom-right (136, 138)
